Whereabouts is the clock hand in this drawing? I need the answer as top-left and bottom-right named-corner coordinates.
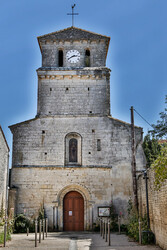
top-left (68, 55), bottom-right (77, 59)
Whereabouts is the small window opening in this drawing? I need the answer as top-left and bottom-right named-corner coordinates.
top-left (42, 130), bottom-right (45, 134)
top-left (97, 139), bottom-right (101, 151)
top-left (50, 88), bottom-right (52, 91)
top-left (92, 129), bottom-right (95, 133)
top-left (66, 87), bottom-right (69, 91)
top-left (58, 50), bottom-right (63, 67)
top-left (89, 111), bottom-right (92, 114)
top-left (45, 152), bottom-right (47, 155)
top-left (85, 49), bottom-right (90, 67)
top-left (88, 152), bottom-right (91, 154)
top-left (69, 138), bottom-right (77, 162)
top-left (88, 87), bottom-right (90, 91)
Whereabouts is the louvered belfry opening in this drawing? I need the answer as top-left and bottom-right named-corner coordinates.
top-left (58, 50), bottom-right (63, 67)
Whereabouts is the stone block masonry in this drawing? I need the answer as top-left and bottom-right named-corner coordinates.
top-left (10, 116), bottom-right (144, 168)
top-left (9, 115), bottom-right (145, 229)
top-left (10, 167), bottom-right (113, 230)
top-left (138, 169), bottom-right (167, 250)
top-left (37, 68), bottom-right (110, 117)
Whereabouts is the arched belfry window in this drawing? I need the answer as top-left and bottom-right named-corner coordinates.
top-left (58, 50), bottom-right (63, 67)
top-left (65, 133), bottom-right (82, 165)
top-left (85, 49), bottom-right (90, 67)
top-left (69, 138), bottom-right (77, 162)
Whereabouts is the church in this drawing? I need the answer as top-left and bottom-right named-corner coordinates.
top-left (9, 26), bottom-right (145, 231)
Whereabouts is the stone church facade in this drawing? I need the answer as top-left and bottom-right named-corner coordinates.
top-left (9, 27), bottom-right (145, 231)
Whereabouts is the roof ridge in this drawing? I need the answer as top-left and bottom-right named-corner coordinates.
top-left (37, 26), bottom-right (110, 40)
top-left (108, 116), bottom-right (142, 129)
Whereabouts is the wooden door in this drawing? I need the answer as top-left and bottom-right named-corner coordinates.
top-left (63, 191), bottom-right (84, 231)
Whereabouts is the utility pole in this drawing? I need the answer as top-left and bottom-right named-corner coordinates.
top-left (130, 106), bottom-right (138, 210)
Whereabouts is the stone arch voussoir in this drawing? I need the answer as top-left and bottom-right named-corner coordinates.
top-left (57, 184), bottom-right (91, 206)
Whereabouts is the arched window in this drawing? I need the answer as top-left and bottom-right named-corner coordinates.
top-left (85, 49), bottom-right (90, 67)
top-left (58, 50), bottom-right (63, 67)
top-left (65, 133), bottom-right (82, 165)
top-left (69, 138), bottom-right (77, 162)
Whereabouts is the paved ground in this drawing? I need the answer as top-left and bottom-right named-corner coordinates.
top-left (4, 232), bottom-right (162, 250)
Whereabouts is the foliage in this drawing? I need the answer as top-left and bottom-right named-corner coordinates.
top-left (127, 208), bottom-right (139, 241)
top-left (14, 214), bottom-right (31, 233)
top-left (152, 144), bottom-right (167, 190)
top-left (14, 205), bottom-right (46, 233)
top-left (93, 223), bottom-right (100, 232)
top-left (127, 213), bottom-right (153, 244)
top-left (0, 206), bottom-right (14, 245)
top-left (127, 200), bottom-right (154, 244)
top-left (149, 95), bottom-right (167, 139)
top-left (0, 231), bottom-right (11, 245)
top-left (0, 198), bottom-right (4, 219)
top-left (127, 198), bottom-right (133, 215)
top-left (110, 202), bottom-right (118, 231)
top-left (38, 204), bottom-right (45, 221)
top-left (142, 134), bottom-right (161, 167)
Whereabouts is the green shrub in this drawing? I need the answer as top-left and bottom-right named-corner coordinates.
top-left (120, 224), bottom-right (128, 233)
top-left (0, 198), bottom-right (4, 219)
top-left (127, 208), bottom-right (154, 244)
top-left (0, 205), bottom-right (14, 244)
top-left (0, 228), bottom-right (12, 245)
top-left (37, 205), bottom-right (45, 222)
top-left (127, 209), bottom-right (139, 241)
top-left (14, 214), bottom-right (31, 233)
top-left (110, 203), bottom-right (118, 232)
top-left (93, 223), bottom-right (100, 232)
top-left (0, 232), bottom-right (3, 244)
top-left (152, 145), bottom-right (167, 190)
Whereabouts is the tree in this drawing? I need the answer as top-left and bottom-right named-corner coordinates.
top-left (152, 144), bottom-right (167, 190)
top-left (149, 95), bottom-right (167, 139)
top-left (142, 134), bottom-right (161, 167)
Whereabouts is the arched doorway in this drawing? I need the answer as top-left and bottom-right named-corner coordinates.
top-left (63, 191), bottom-right (84, 231)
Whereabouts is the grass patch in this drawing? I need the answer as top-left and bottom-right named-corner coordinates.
top-left (0, 231), bottom-right (11, 245)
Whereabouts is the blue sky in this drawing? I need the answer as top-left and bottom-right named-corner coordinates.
top-left (0, 0), bottom-right (167, 166)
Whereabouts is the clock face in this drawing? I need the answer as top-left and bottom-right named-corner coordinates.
top-left (66, 50), bottom-right (80, 63)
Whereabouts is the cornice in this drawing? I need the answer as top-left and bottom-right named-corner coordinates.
top-left (37, 74), bottom-right (109, 80)
top-left (37, 67), bottom-right (111, 80)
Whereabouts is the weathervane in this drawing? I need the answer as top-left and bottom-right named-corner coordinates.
top-left (67, 4), bottom-right (79, 27)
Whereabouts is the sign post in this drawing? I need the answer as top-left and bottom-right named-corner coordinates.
top-left (98, 207), bottom-right (111, 244)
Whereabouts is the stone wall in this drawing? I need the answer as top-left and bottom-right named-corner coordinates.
top-left (10, 116), bottom-right (144, 168)
top-left (37, 68), bottom-right (110, 117)
top-left (40, 40), bottom-right (108, 68)
top-left (9, 115), bottom-right (145, 229)
top-left (137, 169), bottom-right (167, 250)
top-left (0, 126), bottom-right (9, 210)
top-left (10, 165), bottom-right (132, 230)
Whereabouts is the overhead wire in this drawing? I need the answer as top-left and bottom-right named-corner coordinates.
top-left (133, 108), bottom-right (154, 129)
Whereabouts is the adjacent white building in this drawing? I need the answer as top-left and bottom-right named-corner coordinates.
top-left (0, 126), bottom-right (9, 212)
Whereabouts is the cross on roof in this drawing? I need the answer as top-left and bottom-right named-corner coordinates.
top-left (67, 4), bottom-right (79, 27)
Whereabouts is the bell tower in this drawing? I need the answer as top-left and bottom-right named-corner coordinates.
top-left (36, 27), bottom-right (111, 117)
